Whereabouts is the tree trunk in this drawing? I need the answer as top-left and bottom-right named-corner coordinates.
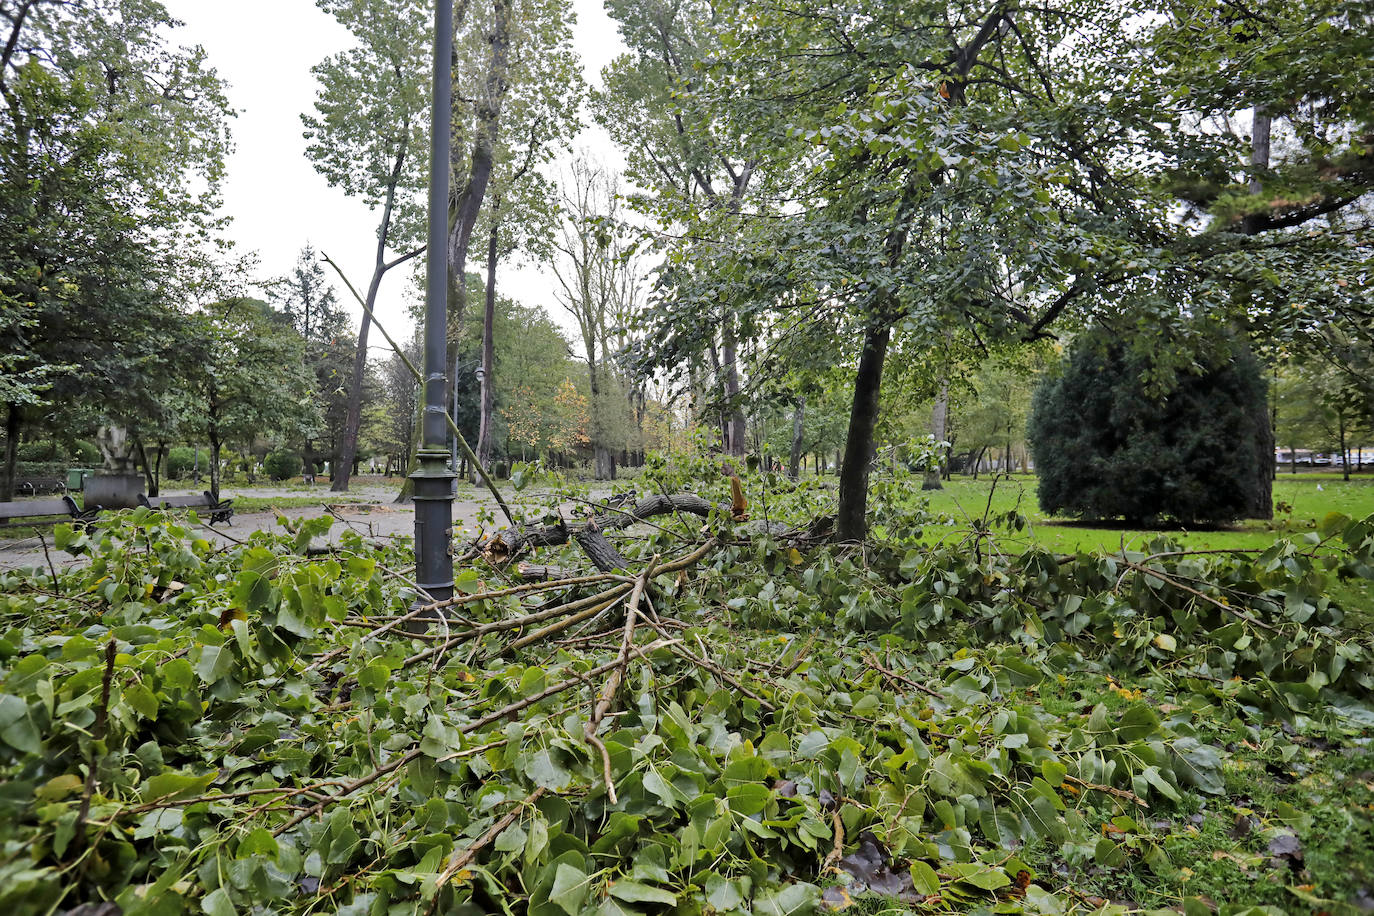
top-left (477, 222), bottom-right (498, 468)
top-left (152, 443), bottom-right (165, 497)
top-left (208, 430), bottom-right (221, 500)
top-left (1, 405), bottom-right (18, 502)
top-left (334, 140), bottom-right (412, 493)
top-left (1243, 106), bottom-right (1272, 235)
top-left (837, 322), bottom-right (892, 540)
top-left (1340, 411), bottom-right (1349, 481)
top-left (722, 317), bottom-right (745, 457)
top-left (588, 358), bottom-right (614, 481)
top-left (706, 341), bottom-right (729, 450)
top-left (923, 379), bottom-right (948, 490)
top-left (447, 0), bottom-right (511, 332)
top-left (788, 397), bottom-right (805, 480)
top-left (393, 395), bottom-right (425, 504)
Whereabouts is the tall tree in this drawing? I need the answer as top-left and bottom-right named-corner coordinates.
top-left (182, 299), bottom-right (318, 499)
top-left (551, 161), bottom-right (642, 480)
top-left (269, 245), bottom-right (351, 478)
top-left (0, 0), bottom-right (231, 499)
top-left (595, 0), bottom-right (754, 455)
top-left (470, 11), bottom-right (580, 469)
top-left (304, 0), bottom-right (429, 493)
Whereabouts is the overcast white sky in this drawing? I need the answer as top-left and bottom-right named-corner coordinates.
top-left (161, 0), bottom-right (626, 346)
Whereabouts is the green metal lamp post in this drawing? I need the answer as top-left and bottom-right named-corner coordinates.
top-left (412, 0), bottom-right (456, 610)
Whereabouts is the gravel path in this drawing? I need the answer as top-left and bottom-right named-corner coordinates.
top-left (0, 477), bottom-right (509, 571)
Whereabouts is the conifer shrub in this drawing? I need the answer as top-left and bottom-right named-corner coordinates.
top-left (166, 447), bottom-right (196, 480)
top-left (264, 449), bottom-right (302, 482)
top-left (1028, 330), bottom-right (1270, 525)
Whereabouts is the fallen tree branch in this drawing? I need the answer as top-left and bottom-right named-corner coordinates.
top-left (584, 557), bottom-right (657, 803)
top-left (500, 495), bottom-right (720, 562)
top-left (432, 786), bottom-right (547, 903)
top-left (1063, 774), bottom-right (1148, 808)
top-left (275, 642), bottom-right (677, 837)
top-left (1118, 559), bottom-right (1281, 634)
top-left (862, 651), bottom-right (946, 700)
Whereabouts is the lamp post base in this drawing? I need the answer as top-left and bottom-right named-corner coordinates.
top-left (409, 445), bottom-right (456, 625)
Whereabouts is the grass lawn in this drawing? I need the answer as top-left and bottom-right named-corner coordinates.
top-left (913, 473), bottom-right (1374, 553)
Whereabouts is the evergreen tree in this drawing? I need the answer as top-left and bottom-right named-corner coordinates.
top-left (1029, 328), bottom-right (1271, 525)
top-left (269, 247), bottom-right (352, 477)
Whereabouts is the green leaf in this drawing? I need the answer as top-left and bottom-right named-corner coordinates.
top-left (910, 861), bottom-right (940, 896)
top-left (549, 863), bottom-right (593, 916)
top-left (195, 645), bottom-right (234, 684)
top-left (726, 783), bottom-right (771, 815)
top-left (237, 827), bottom-right (278, 859)
top-left (125, 682), bottom-right (159, 720)
top-left (145, 770), bottom-right (218, 802)
top-left (946, 862), bottom-right (1011, 891)
top-left (0, 694), bottom-right (40, 753)
top-left (202, 887), bottom-right (236, 916)
top-left (608, 880), bottom-right (676, 905)
top-left (753, 883), bottom-right (817, 916)
top-left (526, 750), bottom-right (571, 791)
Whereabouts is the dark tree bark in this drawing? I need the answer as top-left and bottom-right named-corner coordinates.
top-left (208, 429), bottom-right (221, 501)
top-left (333, 137), bottom-right (418, 493)
top-left (477, 222), bottom-right (498, 468)
top-left (446, 0), bottom-right (510, 332)
top-left (2, 404), bottom-right (20, 502)
top-left (722, 317), bottom-right (745, 457)
top-left (1340, 411), bottom-right (1349, 481)
top-left (837, 321), bottom-right (892, 541)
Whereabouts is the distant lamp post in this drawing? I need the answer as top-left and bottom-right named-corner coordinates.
top-left (412, 0), bottom-right (456, 612)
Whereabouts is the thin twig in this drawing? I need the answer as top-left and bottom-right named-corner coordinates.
top-left (584, 557), bottom-right (657, 804)
top-left (37, 532), bottom-right (60, 593)
top-left (431, 787), bottom-right (547, 906)
top-left (821, 809), bottom-right (845, 872)
top-left (1063, 774), bottom-right (1148, 808)
top-left (74, 640), bottom-right (116, 848)
top-left (862, 651), bottom-right (946, 700)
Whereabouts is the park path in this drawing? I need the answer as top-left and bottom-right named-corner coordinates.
top-left (0, 478), bottom-right (506, 571)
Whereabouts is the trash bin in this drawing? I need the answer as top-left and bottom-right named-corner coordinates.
top-left (66, 468), bottom-right (92, 491)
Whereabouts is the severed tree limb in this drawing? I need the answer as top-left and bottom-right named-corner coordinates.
top-left (432, 786), bottom-right (547, 902)
top-left (500, 494), bottom-right (720, 561)
top-left (862, 651), bottom-right (946, 700)
top-left (584, 557), bottom-right (658, 804)
top-left (514, 562), bottom-right (581, 581)
top-left (275, 643), bottom-right (677, 837)
top-left (573, 525), bottom-right (633, 571)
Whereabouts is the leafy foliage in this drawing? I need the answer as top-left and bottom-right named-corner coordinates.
top-left (2, 454), bottom-right (1373, 914)
top-left (264, 449), bottom-right (304, 482)
top-left (1029, 330), bottom-right (1270, 525)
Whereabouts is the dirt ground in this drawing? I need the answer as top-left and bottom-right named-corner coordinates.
top-left (0, 478), bottom-right (506, 571)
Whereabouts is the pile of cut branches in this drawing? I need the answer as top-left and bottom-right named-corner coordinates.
top-left (1, 468), bottom-right (1372, 916)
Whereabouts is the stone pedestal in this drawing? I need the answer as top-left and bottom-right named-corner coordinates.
top-left (84, 473), bottom-right (143, 510)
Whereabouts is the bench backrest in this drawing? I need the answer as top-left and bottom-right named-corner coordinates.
top-left (141, 492), bottom-right (217, 510)
top-left (0, 498), bottom-right (73, 521)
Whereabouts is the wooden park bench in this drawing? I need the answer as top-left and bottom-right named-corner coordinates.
top-left (0, 495), bottom-right (100, 529)
top-left (139, 491), bottom-right (234, 526)
top-left (13, 477), bottom-right (65, 497)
